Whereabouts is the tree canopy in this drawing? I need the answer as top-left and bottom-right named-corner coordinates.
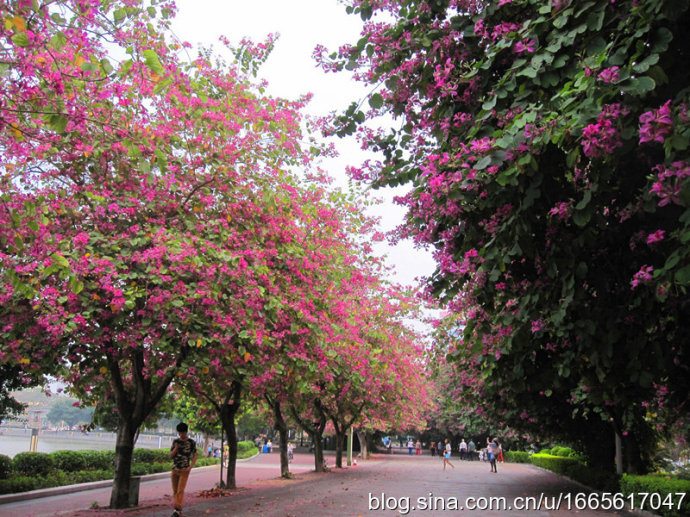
top-left (330, 0), bottom-right (690, 472)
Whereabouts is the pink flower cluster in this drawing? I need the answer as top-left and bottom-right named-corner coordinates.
top-left (649, 161), bottom-right (690, 206)
top-left (581, 104), bottom-right (625, 158)
top-left (597, 66), bottom-right (620, 83)
top-left (631, 265), bottom-right (654, 289)
top-left (639, 100), bottom-right (672, 144)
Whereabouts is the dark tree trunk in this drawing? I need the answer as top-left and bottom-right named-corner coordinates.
top-left (312, 429), bottom-right (326, 471)
top-left (107, 346), bottom-right (183, 509)
top-left (623, 431), bottom-right (646, 474)
top-left (357, 430), bottom-right (369, 459)
top-left (220, 381), bottom-right (242, 489)
top-left (334, 428), bottom-right (347, 468)
top-left (290, 401), bottom-right (327, 472)
top-left (109, 418), bottom-right (137, 508)
top-left (270, 399), bottom-right (291, 478)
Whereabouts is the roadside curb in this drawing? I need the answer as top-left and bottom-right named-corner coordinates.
top-left (0, 465), bottom-right (219, 505)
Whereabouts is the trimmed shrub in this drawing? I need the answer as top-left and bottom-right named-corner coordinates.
top-left (67, 469), bottom-right (113, 484)
top-left (0, 454), bottom-right (12, 480)
top-left (621, 474), bottom-right (690, 517)
top-left (237, 441), bottom-right (258, 459)
top-left (505, 451), bottom-right (530, 463)
top-left (530, 453), bottom-right (580, 475)
top-left (80, 450), bottom-right (115, 470)
top-left (551, 446), bottom-right (574, 457)
top-left (133, 448), bottom-right (156, 464)
top-left (12, 452), bottom-right (54, 477)
top-left (0, 475), bottom-right (38, 495)
top-left (50, 450), bottom-right (87, 473)
top-left (561, 462), bottom-right (620, 493)
top-left (196, 457), bottom-right (220, 467)
top-left (539, 448), bottom-right (552, 455)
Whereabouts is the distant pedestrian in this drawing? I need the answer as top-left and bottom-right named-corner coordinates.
top-left (497, 440), bottom-right (504, 463)
top-left (408, 439), bottom-right (414, 455)
top-left (416, 439), bottom-right (422, 455)
top-left (459, 439), bottom-right (467, 460)
top-left (170, 422), bottom-right (197, 517)
top-left (443, 439), bottom-right (455, 470)
top-left (437, 440), bottom-right (443, 457)
top-left (430, 441), bottom-right (436, 457)
top-left (487, 437), bottom-right (499, 473)
top-left (468, 440), bottom-right (476, 461)
top-left (287, 441), bottom-right (294, 462)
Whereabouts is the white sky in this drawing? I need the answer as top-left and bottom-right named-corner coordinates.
top-left (171, 0), bottom-right (436, 288)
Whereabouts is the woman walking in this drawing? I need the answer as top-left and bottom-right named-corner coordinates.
top-left (443, 439), bottom-right (455, 471)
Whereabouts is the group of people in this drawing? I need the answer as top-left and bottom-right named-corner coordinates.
top-left (430, 437), bottom-right (503, 473)
top-left (406, 438), bottom-right (423, 455)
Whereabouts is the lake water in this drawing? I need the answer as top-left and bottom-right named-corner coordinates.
top-left (0, 427), bottom-right (174, 458)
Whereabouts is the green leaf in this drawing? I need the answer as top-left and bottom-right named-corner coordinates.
top-left (368, 93), bottom-right (384, 109)
top-left (674, 266), bottom-right (690, 284)
top-left (572, 210), bottom-right (591, 227)
top-left (633, 54), bottom-right (659, 73)
top-left (475, 155), bottom-right (492, 170)
top-left (113, 8), bottom-right (126, 24)
top-left (71, 279), bottom-right (84, 295)
top-left (11, 32), bottom-right (30, 47)
top-left (51, 253), bottom-right (70, 268)
top-left (48, 114), bottom-right (69, 133)
top-left (100, 59), bottom-right (114, 76)
top-left (142, 49), bottom-right (165, 76)
top-left (576, 190), bottom-right (592, 210)
top-left (51, 31), bottom-right (67, 49)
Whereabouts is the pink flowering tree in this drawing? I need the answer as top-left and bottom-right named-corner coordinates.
top-left (327, 0), bottom-right (690, 473)
top-left (0, 0), bottom-right (317, 506)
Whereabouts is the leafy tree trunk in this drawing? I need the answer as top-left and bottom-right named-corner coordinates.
top-left (110, 418), bottom-right (138, 508)
top-left (266, 397), bottom-right (291, 478)
top-left (220, 381), bottom-right (242, 489)
top-left (334, 427), bottom-right (347, 468)
top-left (356, 430), bottom-right (369, 459)
top-left (623, 430), bottom-right (646, 474)
top-left (108, 348), bottom-right (182, 508)
top-left (290, 401), bottom-right (327, 472)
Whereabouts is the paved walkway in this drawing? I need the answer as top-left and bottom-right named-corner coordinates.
top-left (1, 454), bottom-right (641, 517)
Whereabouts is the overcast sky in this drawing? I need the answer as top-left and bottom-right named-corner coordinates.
top-left (171, 0), bottom-right (436, 288)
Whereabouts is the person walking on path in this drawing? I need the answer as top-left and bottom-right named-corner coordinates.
top-left (415, 439), bottom-right (422, 455)
top-left (443, 439), bottom-right (455, 471)
top-left (487, 437), bottom-right (499, 473)
top-left (170, 422), bottom-right (197, 517)
top-left (459, 439), bottom-right (467, 460)
top-left (430, 441), bottom-right (436, 457)
top-left (408, 438), bottom-right (414, 455)
top-left (468, 439), bottom-right (476, 461)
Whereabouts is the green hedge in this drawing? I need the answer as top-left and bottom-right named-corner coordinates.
top-left (504, 451), bottom-right (530, 463)
top-left (50, 450), bottom-right (87, 473)
top-left (12, 452), bottom-right (54, 477)
top-left (0, 449), bottom-right (220, 495)
top-left (67, 469), bottom-right (113, 484)
top-left (79, 450), bottom-right (115, 470)
top-left (621, 474), bottom-right (690, 517)
top-left (132, 447), bottom-right (170, 464)
top-left (530, 453), bottom-right (619, 492)
top-left (530, 453), bottom-right (581, 475)
top-left (0, 455), bottom-right (12, 480)
top-left (237, 441), bottom-right (258, 459)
